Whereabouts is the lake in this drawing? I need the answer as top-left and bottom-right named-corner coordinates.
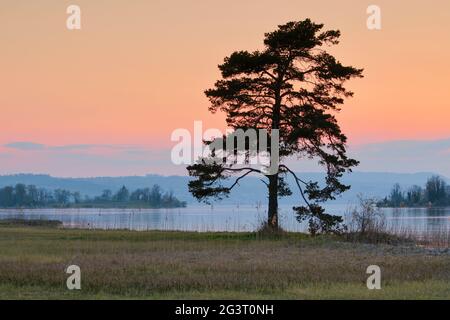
top-left (0, 204), bottom-right (449, 235)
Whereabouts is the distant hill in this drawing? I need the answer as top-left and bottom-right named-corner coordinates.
top-left (0, 172), bottom-right (447, 205)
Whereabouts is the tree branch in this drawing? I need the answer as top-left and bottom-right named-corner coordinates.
top-left (280, 165), bottom-right (312, 208)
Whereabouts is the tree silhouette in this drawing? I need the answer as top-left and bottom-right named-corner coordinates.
top-left (188, 19), bottom-right (363, 234)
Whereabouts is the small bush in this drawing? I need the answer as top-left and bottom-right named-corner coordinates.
top-left (255, 222), bottom-right (287, 239)
top-left (347, 194), bottom-right (386, 234)
top-left (343, 195), bottom-right (413, 244)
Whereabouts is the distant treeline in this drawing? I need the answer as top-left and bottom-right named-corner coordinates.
top-left (378, 175), bottom-right (450, 207)
top-left (0, 184), bottom-right (186, 208)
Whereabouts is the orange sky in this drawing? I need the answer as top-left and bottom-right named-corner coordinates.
top-left (1, 0), bottom-right (450, 149)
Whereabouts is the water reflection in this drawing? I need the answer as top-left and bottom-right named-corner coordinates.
top-left (0, 205), bottom-right (449, 234)
top-left (386, 207), bottom-right (450, 234)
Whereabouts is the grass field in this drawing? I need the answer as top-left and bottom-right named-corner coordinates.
top-left (0, 221), bottom-right (449, 299)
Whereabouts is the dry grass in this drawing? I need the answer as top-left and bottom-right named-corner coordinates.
top-left (0, 225), bottom-right (449, 299)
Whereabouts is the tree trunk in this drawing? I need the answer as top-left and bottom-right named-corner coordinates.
top-left (267, 174), bottom-right (279, 229)
top-left (267, 71), bottom-right (283, 230)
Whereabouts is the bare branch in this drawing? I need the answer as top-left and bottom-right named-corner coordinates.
top-left (280, 165), bottom-right (312, 208)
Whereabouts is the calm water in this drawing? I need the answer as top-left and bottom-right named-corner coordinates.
top-left (0, 204), bottom-right (449, 234)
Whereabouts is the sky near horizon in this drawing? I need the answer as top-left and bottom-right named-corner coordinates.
top-left (1, 0), bottom-right (450, 177)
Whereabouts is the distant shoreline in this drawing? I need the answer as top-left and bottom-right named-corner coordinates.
top-left (0, 204), bottom-right (187, 210)
top-left (377, 205), bottom-right (450, 209)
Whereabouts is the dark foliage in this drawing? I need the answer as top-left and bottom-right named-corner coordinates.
top-left (0, 184), bottom-right (186, 208)
top-left (188, 19), bottom-right (363, 234)
top-left (378, 176), bottom-right (450, 207)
